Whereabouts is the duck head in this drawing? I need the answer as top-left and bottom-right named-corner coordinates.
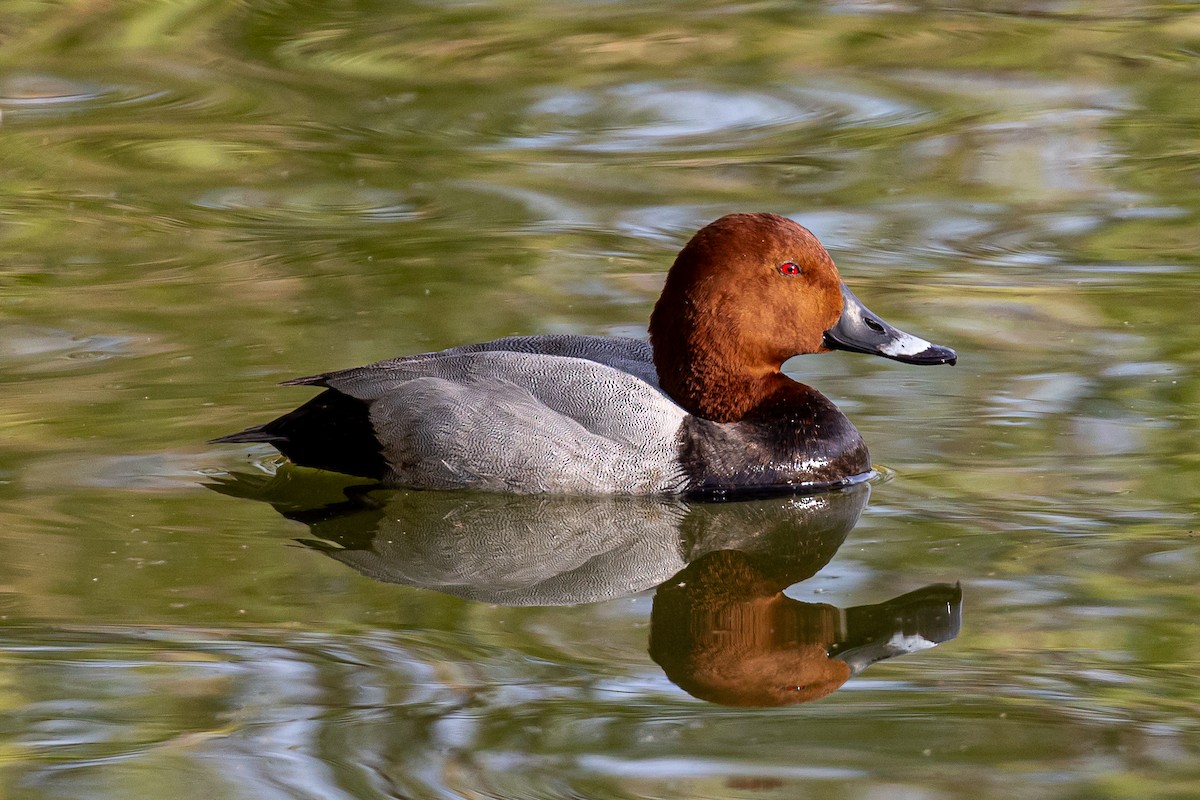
top-left (649, 213), bottom-right (956, 422)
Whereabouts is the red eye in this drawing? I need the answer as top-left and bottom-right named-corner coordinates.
top-left (779, 261), bottom-right (802, 276)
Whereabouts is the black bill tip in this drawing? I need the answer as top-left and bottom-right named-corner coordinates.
top-left (907, 343), bottom-right (957, 366)
top-left (823, 283), bottom-right (958, 367)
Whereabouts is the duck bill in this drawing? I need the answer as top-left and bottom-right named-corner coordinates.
top-left (823, 284), bottom-right (957, 366)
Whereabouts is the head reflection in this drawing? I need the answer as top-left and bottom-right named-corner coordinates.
top-left (650, 487), bottom-right (960, 706)
top-left (650, 552), bottom-right (960, 706)
top-left (211, 473), bottom-right (961, 706)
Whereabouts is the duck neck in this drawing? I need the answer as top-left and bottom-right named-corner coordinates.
top-left (650, 327), bottom-right (789, 422)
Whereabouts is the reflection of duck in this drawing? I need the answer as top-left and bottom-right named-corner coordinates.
top-left (650, 554), bottom-right (961, 707)
top-left (213, 213), bottom-right (955, 495)
top-left (211, 474), bottom-right (960, 705)
top-left (216, 472), bottom-right (869, 605)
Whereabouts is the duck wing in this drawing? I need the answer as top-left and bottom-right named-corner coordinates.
top-left (221, 336), bottom-right (688, 494)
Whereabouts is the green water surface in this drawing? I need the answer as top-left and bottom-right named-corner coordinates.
top-left (1, 1), bottom-right (1198, 798)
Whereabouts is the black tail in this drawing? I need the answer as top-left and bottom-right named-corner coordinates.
top-left (211, 389), bottom-right (389, 480)
top-left (209, 428), bottom-right (281, 444)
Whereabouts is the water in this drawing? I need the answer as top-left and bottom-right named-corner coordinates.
top-left (1, 1), bottom-right (1198, 797)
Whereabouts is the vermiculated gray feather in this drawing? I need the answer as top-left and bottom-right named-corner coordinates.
top-left (292, 336), bottom-right (688, 494)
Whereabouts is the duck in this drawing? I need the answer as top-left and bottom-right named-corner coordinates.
top-left (212, 213), bottom-right (956, 496)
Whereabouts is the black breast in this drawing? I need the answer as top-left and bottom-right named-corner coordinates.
top-left (677, 384), bottom-right (870, 498)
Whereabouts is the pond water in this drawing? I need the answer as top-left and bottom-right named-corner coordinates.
top-left (1, 1), bottom-right (1198, 798)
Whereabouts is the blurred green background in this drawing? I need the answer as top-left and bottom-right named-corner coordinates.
top-left (0, 1), bottom-right (1197, 798)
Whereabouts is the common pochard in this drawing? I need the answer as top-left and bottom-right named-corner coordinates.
top-left (213, 213), bottom-right (956, 495)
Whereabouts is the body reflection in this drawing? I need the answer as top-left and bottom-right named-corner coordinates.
top-left (213, 472), bottom-right (961, 705)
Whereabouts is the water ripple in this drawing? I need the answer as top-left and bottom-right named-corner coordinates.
top-left (0, 70), bottom-right (267, 125)
top-left (0, 73), bottom-right (118, 119)
top-left (500, 80), bottom-right (932, 154)
top-left (193, 186), bottom-right (419, 224)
